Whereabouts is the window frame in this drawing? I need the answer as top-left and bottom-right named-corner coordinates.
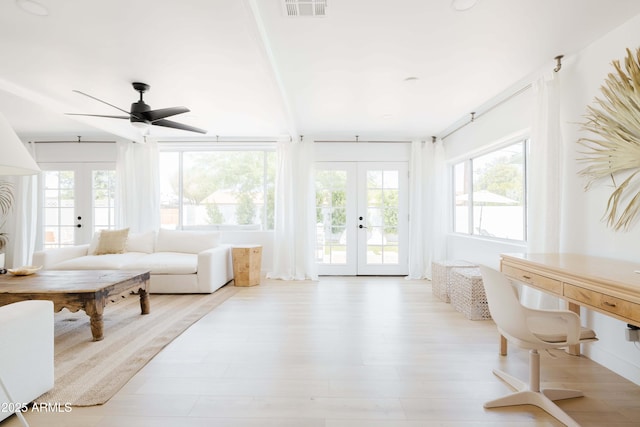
top-left (158, 142), bottom-right (276, 231)
top-left (450, 137), bottom-right (528, 243)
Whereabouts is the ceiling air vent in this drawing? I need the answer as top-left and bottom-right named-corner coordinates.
top-left (283, 0), bottom-right (327, 17)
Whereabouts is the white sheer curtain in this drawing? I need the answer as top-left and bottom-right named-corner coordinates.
top-left (522, 71), bottom-right (562, 309)
top-left (5, 142), bottom-right (38, 268)
top-left (267, 139), bottom-right (318, 281)
top-left (407, 139), bottom-right (446, 279)
top-left (116, 140), bottom-right (160, 233)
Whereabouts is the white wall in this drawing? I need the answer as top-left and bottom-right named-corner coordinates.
top-left (559, 14), bottom-right (640, 384)
top-left (33, 141), bottom-right (118, 163)
top-left (444, 13), bottom-right (640, 385)
top-left (443, 89), bottom-right (533, 162)
top-left (314, 141), bottom-right (411, 162)
top-left (447, 234), bottom-right (525, 271)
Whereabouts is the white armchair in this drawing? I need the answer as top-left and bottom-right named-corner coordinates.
top-left (479, 265), bottom-right (598, 427)
top-left (0, 300), bottom-right (54, 424)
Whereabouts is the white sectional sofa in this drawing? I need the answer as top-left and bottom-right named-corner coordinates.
top-left (0, 300), bottom-right (54, 422)
top-left (32, 229), bottom-right (233, 294)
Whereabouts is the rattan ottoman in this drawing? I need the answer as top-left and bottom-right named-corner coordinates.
top-left (431, 260), bottom-right (478, 303)
top-left (450, 267), bottom-right (491, 320)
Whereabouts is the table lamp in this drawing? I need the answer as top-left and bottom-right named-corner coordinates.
top-left (0, 113), bottom-right (40, 175)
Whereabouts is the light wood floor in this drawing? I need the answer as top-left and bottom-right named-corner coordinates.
top-left (4, 276), bottom-right (640, 426)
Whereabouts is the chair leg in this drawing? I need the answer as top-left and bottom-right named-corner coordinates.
top-left (530, 393), bottom-right (581, 427)
top-left (491, 368), bottom-right (527, 391)
top-left (485, 389), bottom-right (581, 427)
top-left (485, 349), bottom-right (583, 427)
top-left (484, 390), bottom-right (537, 408)
top-left (542, 388), bottom-right (584, 401)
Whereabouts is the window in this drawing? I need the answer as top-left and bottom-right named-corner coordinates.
top-left (159, 148), bottom-right (276, 230)
top-left (453, 140), bottom-right (527, 241)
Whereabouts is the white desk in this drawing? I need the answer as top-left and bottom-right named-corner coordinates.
top-left (499, 253), bottom-right (640, 355)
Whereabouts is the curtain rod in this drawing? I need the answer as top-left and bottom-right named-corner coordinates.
top-left (441, 53), bottom-right (563, 141)
top-left (29, 140), bottom-right (116, 144)
top-left (441, 83), bottom-right (532, 140)
top-left (157, 139), bottom-right (278, 143)
top-left (29, 135), bottom-right (117, 144)
top-left (32, 137), bottom-right (279, 144)
top-left (314, 140), bottom-right (411, 143)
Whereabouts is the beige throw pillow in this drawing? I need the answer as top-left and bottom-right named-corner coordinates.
top-left (94, 228), bottom-right (130, 255)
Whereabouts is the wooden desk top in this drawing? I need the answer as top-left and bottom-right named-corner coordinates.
top-left (499, 252), bottom-right (640, 341)
top-left (501, 253), bottom-right (640, 306)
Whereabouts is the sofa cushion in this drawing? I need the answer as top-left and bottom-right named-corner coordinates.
top-left (95, 228), bottom-right (130, 255)
top-left (87, 232), bottom-right (100, 255)
top-left (126, 231), bottom-right (156, 254)
top-left (124, 252), bottom-right (197, 275)
top-left (51, 253), bottom-right (146, 270)
top-left (155, 229), bottom-right (219, 254)
top-left (89, 230), bottom-right (155, 254)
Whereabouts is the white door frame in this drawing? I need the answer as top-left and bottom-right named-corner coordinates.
top-left (316, 161), bottom-right (408, 276)
top-left (356, 162), bottom-right (408, 275)
top-left (38, 162), bottom-right (115, 248)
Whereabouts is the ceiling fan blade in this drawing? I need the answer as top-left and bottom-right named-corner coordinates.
top-left (143, 106), bottom-right (190, 122)
top-left (66, 113), bottom-right (130, 119)
top-left (152, 119), bottom-right (207, 134)
top-left (72, 89), bottom-right (142, 120)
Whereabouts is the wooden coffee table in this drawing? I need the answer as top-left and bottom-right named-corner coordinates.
top-left (0, 270), bottom-right (150, 341)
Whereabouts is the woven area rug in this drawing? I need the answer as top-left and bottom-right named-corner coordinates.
top-left (35, 284), bottom-right (238, 407)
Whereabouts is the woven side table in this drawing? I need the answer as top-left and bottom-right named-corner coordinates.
top-left (431, 260), bottom-right (478, 303)
top-left (450, 267), bottom-right (491, 320)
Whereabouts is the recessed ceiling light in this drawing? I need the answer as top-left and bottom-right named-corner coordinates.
top-left (16, 0), bottom-right (49, 16)
top-left (452, 0), bottom-right (478, 11)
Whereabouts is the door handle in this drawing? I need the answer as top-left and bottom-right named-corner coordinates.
top-left (359, 224), bottom-right (367, 229)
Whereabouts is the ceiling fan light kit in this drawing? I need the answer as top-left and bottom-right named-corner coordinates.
top-left (130, 121), bottom-right (151, 135)
top-left (67, 82), bottom-right (207, 135)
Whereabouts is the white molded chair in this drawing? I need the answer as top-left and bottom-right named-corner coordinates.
top-left (479, 265), bottom-right (597, 427)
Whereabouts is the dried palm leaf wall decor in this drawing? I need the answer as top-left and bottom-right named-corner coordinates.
top-left (578, 47), bottom-right (640, 231)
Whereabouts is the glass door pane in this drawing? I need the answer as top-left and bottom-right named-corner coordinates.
top-left (316, 170), bottom-right (347, 264)
top-left (358, 162), bottom-right (408, 275)
top-left (315, 163), bottom-right (357, 275)
top-left (42, 170), bottom-right (76, 248)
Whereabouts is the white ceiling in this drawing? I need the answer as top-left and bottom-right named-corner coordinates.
top-left (0, 0), bottom-right (639, 143)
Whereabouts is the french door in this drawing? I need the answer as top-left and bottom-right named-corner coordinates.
top-left (39, 163), bottom-right (116, 248)
top-left (315, 162), bottom-right (408, 275)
